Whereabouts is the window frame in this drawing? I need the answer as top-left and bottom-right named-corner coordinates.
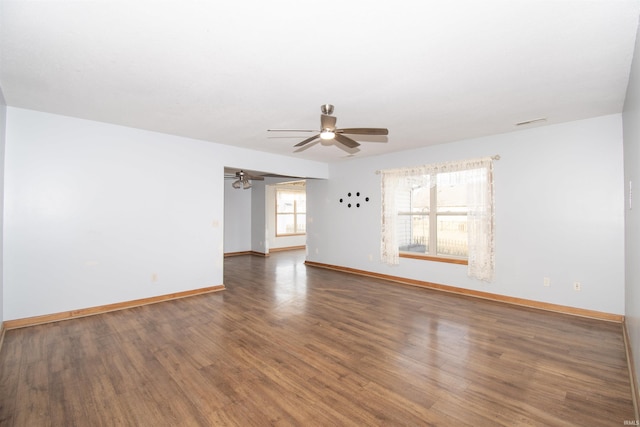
top-left (275, 187), bottom-right (306, 237)
top-left (398, 171), bottom-right (470, 265)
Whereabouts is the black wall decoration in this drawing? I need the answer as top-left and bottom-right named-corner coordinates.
top-left (339, 191), bottom-right (371, 208)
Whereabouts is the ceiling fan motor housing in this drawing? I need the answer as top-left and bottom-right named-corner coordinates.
top-left (321, 104), bottom-right (334, 115)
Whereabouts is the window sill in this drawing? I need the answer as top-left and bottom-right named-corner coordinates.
top-left (399, 252), bottom-right (468, 265)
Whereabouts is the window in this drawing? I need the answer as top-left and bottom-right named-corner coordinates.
top-left (398, 171), bottom-right (472, 259)
top-left (276, 188), bottom-right (306, 236)
top-left (380, 156), bottom-right (496, 281)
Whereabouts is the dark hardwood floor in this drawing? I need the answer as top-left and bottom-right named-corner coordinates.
top-left (0, 250), bottom-right (635, 426)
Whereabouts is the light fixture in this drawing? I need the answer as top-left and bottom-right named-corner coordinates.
top-left (229, 170), bottom-right (264, 190)
top-left (232, 177), bottom-right (252, 189)
top-left (320, 129), bottom-right (335, 140)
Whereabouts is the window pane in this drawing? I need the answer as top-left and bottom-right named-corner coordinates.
top-left (437, 171), bottom-right (467, 213)
top-left (436, 171), bottom-right (468, 257)
top-left (410, 185), bottom-right (430, 213)
top-left (398, 179), bottom-right (430, 253)
top-left (296, 214), bottom-right (306, 233)
top-left (277, 190), bottom-right (305, 213)
top-left (296, 199), bottom-right (306, 214)
top-left (436, 215), bottom-right (468, 257)
top-left (397, 213), bottom-right (412, 249)
top-left (277, 213), bottom-right (295, 235)
top-left (277, 199), bottom-right (295, 213)
top-left (399, 214), bottom-right (429, 253)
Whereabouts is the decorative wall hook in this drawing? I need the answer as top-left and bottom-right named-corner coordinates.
top-left (339, 191), bottom-right (371, 208)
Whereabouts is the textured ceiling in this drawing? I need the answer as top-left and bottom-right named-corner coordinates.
top-left (1, 1), bottom-right (639, 163)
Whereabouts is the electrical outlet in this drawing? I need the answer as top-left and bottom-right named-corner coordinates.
top-left (573, 281), bottom-right (581, 291)
top-left (151, 273), bottom-right (158, 283)
top-left (543, 277), bottom-right (550, 287)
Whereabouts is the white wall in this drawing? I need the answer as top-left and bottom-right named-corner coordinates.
top-left (3, 108), bottom-right (328, 320)
top-left (623, 20), bottom-right (640, 404)
top-left (2, 106), bottom-right (629, 320)
top-left (223, 180), bottom-right (252, 253)
top-left (307, 114), bottom-right (625, 315)
top-left (0, 88), bottom-right (6, 326)
top-left (250, 180), bottom-right (267, 254)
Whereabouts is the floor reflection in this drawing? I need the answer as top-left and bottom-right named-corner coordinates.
top-left (272, 251), bottom-right (308, 315)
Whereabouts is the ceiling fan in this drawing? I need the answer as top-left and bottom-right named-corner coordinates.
top-left (268, 104), bottom-right (388, 150)
top-left (225, 170), bottom-right (264, 189)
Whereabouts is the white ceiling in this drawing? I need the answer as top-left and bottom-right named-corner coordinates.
top-left (1, 1), bottom-right (639, 163)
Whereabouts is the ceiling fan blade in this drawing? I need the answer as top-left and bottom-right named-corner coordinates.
top-left (267, 129), bottom-right (316, 132)
top-left (246, 175), bottom-right (265, 181)
top-left (337, 128), bottom-right (389, 135)
top-left (321, 114), bottom-right (337, 131)
top-left (294, 134), bottom-right (320, 147)
top-left (334, 133), bottom-right (361, 148)
top-left (294, 139), bottom-right (320, 153)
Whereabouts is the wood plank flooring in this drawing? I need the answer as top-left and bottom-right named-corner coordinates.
top-left (0, 250), bottom-right (635, 426)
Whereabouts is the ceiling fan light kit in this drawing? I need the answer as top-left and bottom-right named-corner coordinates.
top-left (320, 129), bottom-right (335, 140)
top-left (268, 104), bottom-right (388, 152)
top-left (232, 179), bottom-right (252, 189)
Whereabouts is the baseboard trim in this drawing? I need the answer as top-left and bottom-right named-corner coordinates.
top-left (0, 323), bottom-right (5, 354)
top-left (224, 247), bottom-right (304, 257)
top-left (623, 319), bottom-right (640, 420)
top-left (224, 251), bottom-right (269, 257)
top-left (4, 285), bottom-right (226, 330)
top-left (304, 261), bottom-right (623, 323)
top-left (269, 245), bottom-right (306, 253)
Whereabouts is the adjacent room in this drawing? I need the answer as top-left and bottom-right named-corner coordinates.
top-left (1, 0), bottom-right (640, 425)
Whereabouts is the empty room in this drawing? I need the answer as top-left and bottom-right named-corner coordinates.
top-left (1, 1), bottom-right (640, 425)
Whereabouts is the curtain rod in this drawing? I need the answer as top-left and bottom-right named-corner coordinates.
top-left (375, 155), bottom-right (500, 175)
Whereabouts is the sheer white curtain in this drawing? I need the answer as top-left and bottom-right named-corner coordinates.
top-left (380, 166), bottom-right (428, 265)
top-left (379, 156), bottom-right (495, 281)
